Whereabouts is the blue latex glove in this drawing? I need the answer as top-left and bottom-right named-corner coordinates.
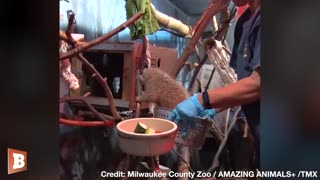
top-left (168, 94), bottom-right (217, 136)
top-left (201, 109), bottom-right (216, 121)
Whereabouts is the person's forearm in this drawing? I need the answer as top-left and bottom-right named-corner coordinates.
top-left (198, 70), bottom-right (260, 112)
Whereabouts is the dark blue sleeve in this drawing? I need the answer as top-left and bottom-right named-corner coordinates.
top-left (250, 27), bottom-right (261, 70)
top-left (230, 43), bottom-right (238, 70)
top-left (230, 12), bottom-right (247, 71)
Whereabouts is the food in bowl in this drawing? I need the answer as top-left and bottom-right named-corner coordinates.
top-left (116, 118), bottom-right (177, 156)
top-left (133, 122), bottom-right (160, 134)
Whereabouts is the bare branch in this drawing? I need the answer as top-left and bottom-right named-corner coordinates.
top-left (214, 6), bottom-right (236, 41)
top-left (59, 29), bottom-right (70, 42)
top-left (77, 54), bottom-right (122, 121)
top-left (60, 96), bottom-right (108, 121)
top-left (78, 111), bottom-right (114, 120)
top-left (60, 118), bottom-right (114, 127)
top-left (62, 11), bottom-right (122, 122)
top-left (60, 12), bottom-right (144, 60)
top-left (173, 0), bottom-right (229, 78)
top-left (65, 11), bottom-right (77, 45)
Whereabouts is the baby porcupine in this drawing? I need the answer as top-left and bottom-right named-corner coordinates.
top-left (136, 68), bottom-right (189, 111)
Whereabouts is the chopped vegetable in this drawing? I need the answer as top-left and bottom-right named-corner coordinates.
top-left (145, 128), bottom-right (156, 134)
top-left (134, 122), bottom-right (148, 133)
top-left (134, 122), bottom-right (159, 134)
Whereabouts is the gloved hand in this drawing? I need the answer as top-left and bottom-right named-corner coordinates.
top-left (168, 94), bottom-right (216, 137)
top-left (201, 109), bottom-right (216, 121)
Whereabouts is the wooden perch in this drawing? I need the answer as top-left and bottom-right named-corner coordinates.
top-left (78, 110), bottom-right (114, 120)
top-left (134, 35), bottom-right (151, 118)
top-left (60, 29), bottom-right (85, 47)
top-left (77, 54), bottom-right (122, 121)
top-left (62, 11), bottom-right (122, 122)
top-left (59, 96), bottom-right (114, 128)
top-left (65, 12), bottom-right (77, 45)
top-left (60, 118), bottom-right (114, 127)
top-left (150, 4), bottom-right (191, 37)
top-left (141, 35), bottom-right (151, 70)
top-left (215, 7), bottom-right (236, 41)
top-left (59, 12), bottom-right (143, 60)
top-left (60, 96), bottom-right (109, 121)
top-left (60, 12), bottom-right (79, 44)
top-left (173, 0), bottom-right (229, 78)
top-left (59, 29), bottom-right (70, 42)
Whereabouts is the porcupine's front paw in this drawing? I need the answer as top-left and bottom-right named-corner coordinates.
top-left (148, 103), bottom-right (155, 117)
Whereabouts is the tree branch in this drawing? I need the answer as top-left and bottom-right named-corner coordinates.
top-left (187, 5), bottom-right (234, 92)
top-left (60, 118), bottom-right (114, 127)
top-left (59, 12), bottom-right (143, 60)
top-left (60, 96), bottom-right (108, 121)
top-left (59, 29), bottom-right (71, 42)
top-left (62, 11), bottom-right (122, 122)
top-left (65, 11), bottom-right (77, 45)
top-left (77, 54), bottom-right (122, 121)
top-left (172, 0), bottom-right (229, 78)
top-left (210, 6), bottom-right (236, 43)
top-left (78, 110), bottom-right (114, 120)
